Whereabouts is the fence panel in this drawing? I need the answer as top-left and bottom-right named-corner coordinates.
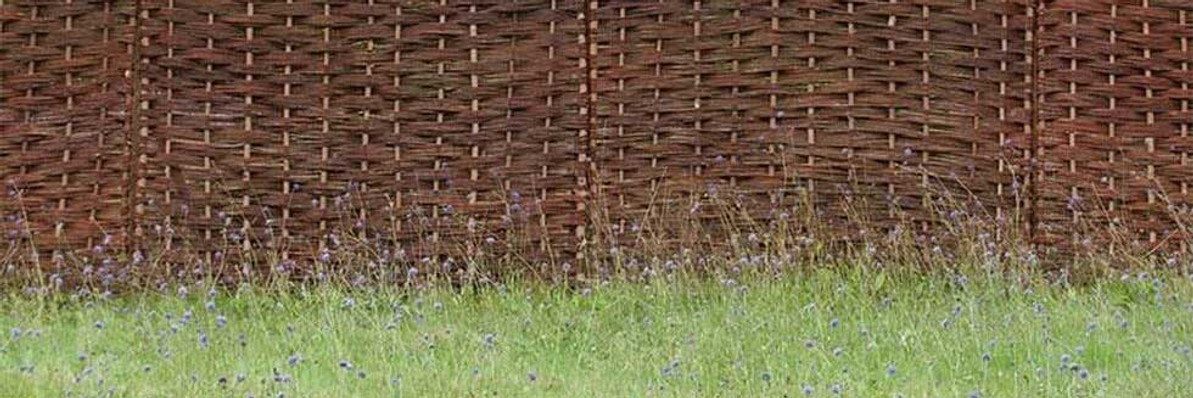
top-left (135, 0), bottom-right (588, 269)
top-left (0, 0), bottom-right (134, 261)
top-left (1037, 0), bottom-right (1193, 255)
top-left (590, 0), bottom-right (1033, 252)
top-left (6, 0), bottom-right (1193, 267)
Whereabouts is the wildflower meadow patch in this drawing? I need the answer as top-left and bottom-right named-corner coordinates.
top-left (2, 271), bottom-right (1192, 397)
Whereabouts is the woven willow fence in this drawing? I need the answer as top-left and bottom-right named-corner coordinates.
top-left (2, 0), bottom-right (1191, 262)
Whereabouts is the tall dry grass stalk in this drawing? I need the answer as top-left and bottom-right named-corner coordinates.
top-left (2, 161), bottom-right (1191, 296)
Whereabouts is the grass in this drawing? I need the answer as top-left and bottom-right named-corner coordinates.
top-left (2, 269), bottom-right (1191, 397)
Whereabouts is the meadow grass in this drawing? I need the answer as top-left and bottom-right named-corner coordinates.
top-left (2, 269), bottom-right (1191, 397)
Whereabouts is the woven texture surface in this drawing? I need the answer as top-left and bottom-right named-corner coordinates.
top-left (592, 0), bottom-right (1033, 247)
top-left (1038, 0), bottom-right (1193, 253)
top-left (1, 0), bottom-right (1190, 263)
top-left (135, 0), bottom-right (587, 261)
top-left (1, 0), bottom-right (134, 253)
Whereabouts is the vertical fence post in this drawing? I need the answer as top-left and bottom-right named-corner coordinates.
top-left (1028, 0), bottom-right (1040, 248)
top-left (125, 0), bottom-right (144, 256)
top-left (580, 0), bottom-right (599, 259)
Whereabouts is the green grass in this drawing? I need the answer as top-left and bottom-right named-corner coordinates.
top-left (2, 271), bottom-right (1192, 397)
